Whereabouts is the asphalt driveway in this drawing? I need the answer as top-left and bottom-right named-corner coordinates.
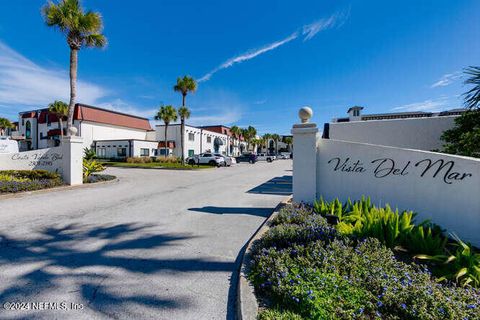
top-left (0, 160), bottom-right (292, 319)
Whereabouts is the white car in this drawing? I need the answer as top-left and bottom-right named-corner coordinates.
top-left (256, 153), bottom-right (276, 162)
top-left (214, 153), bottom-right (233, 166)
top-left (0, 137), bottom-right (19, 154)
top-left (187, 153), bottom-right (225, 167)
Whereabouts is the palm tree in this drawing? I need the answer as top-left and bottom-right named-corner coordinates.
top-left (262, 133), bottom-right (272, 153)
top-left (43, 0), bottom-right (107, 135)
top-left (174, 76), bottom-right (197, 107)
top-left (0, 118), bottom-right (13, 136)
top-left (177, 106), bottom-right (191, 164)
top-left (230, 125), bottom-right (241, 155)
top-left (271, 134), bottom-right (280, 155)
top-left (243, 126), bottom-right (257, 152)
top-left (48, 100), bottom-right (68, 141)
top-left (284, 136), bottom-right (293, 152)
top-left (155, 105), bottom-right (177, 157)
top-left (464, 66), bottom-right (480, 109)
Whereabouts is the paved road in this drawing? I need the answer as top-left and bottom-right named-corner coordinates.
top-left (0, 160), bottom-right (292, 319)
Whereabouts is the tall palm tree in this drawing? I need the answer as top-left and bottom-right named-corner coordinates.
top-left (242, 126), bottom-right (257, 152)
top-left (284, 136), bottom-right (293, 152)
top-left (155, 105), bottom-right (177, 157)
top-left (48, 100), bottom-right (68, 141)
top-left (271, 134), bottom-right (280, 155)
top-left (0, 118), bottom-right (13, 136)
top-left (177, 106), bottom-right (191, 164)
top-left (464, 66), bottom-right (480, 109)
top-left (230, 125), bottom-right (241, 155)
top-left (174, 76), bottom-right (197, 107)
top-left (43, 0), bottom-right (107, 135)
top-left (262, 133), bottom-right (272, 153)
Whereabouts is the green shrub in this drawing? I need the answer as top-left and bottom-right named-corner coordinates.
top-left (248, 203), bottom-right (480, 319)
top-left (258, 308), bottom-right (303, 320)
top-left (0, 170), bottom-right (63, 193)
top-left (83, 159), bottom-right (105, 178)
top-left (417, 234), bottom-right (480, 288)
top-left (153, 156), bottom-right (180, 164)
top-left (83, 147), bottom-right (96, 160)
top-left (126, 156), bottom-right (153, 163)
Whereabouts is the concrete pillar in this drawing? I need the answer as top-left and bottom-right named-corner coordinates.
top-left (61, 136), bottom-right (84, 185)
top-left (291, 107), bottom-right (318, 203)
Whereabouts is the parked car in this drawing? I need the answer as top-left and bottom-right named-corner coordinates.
top-left (214, 153), bottom-right (233, 166)
top-left (186, 153), bottom-right (225, 167)
top-left (236, 153), bottom-right (257, 164)
top-left (256, 153), bottom-right (276, 162)
top-left (278, 152), bottom-right (291, 159)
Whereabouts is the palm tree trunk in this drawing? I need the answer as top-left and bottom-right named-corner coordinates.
top-left (67, 48), bottom-right (78, 136)
top-left (59, 118), bottom-right (64, 141)
top-left (164, 124), bottom-right (168, 157)
top-left (182, 94), bottom-right (186, 107)
top-left (181, 119), bottom-right (185, 164)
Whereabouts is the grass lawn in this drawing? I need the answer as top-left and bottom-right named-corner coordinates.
top-left (102, 161), bottom-right (213, 170)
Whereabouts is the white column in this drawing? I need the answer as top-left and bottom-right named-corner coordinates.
top-left (61, 136), bottom-right (84, 185)
top-left (291, 107), bottom-right (318, 203)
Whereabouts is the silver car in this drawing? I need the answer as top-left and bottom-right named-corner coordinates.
top-left (214, 153), bottom-right (232, 166)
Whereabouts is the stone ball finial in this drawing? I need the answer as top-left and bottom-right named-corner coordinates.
top-left (298, 106), bottom-right (313, 123)
top-left (68, 127), bottom-right (78, 136)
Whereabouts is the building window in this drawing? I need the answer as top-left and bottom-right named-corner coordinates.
top-left (97, 148), bottom-right (106, 158)
top-left (188, 149), bottom-right (194, 157)
top-left (207, 136), bottom-right (211, 143)
top-left (46, 114), bottom-right (51, 127)
top-left (117, 147), bottom-right (127, 157)
top-left (140, 148), bottom-right (149, 156)
top-left (188, 133), bottom-right (195, 141)
top-left (25, 121), bottom-right (31, 139)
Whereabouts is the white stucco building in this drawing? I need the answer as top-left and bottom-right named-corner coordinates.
top-left (16, 104), bottom-right (157, 157)
top-left (155, 124), bottom-right (247, 158)
top-left (324, 106), bottom-right (466, 151)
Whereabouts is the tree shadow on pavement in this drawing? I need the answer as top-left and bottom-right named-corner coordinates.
top-left (188, 206), bottom-right (273, 217)
top-left (247, 175), bottom-right (292, 195)
top-left (0, 223), bottom-right (233, 318)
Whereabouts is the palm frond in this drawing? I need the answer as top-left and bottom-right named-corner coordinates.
top-left (464, 66), bottom-right (480, 109)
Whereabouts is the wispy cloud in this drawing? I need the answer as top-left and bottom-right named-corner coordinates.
top-left (391, 96), bottom-right (450, 112)
top-left (253, 99), bottom-right (267, 105)
top-left (0, 41), bottom-right (107, 111)
top-left (97, 98), bottom-right (156, 119)
top-left (431, 72), bottom-right (462, 88)
top-left (198, 33), bottom-right (298, 83)
top-left (303, 8), bottom-right (350, 41)
top-left (198, 10), bottom-right (349, 83)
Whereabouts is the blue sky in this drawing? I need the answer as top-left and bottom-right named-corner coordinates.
top-left (0, 0), bottom-right (479, 135)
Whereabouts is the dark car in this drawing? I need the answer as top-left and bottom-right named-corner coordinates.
top-left (236, 153), bottom-right (257, 164)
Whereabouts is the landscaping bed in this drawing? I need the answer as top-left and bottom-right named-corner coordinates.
top-left (0, 170), bottom-right (63, 193)
top-left (100, 157), bottom-right (212, 170)
top-left (248, 199), bottom-right (480, 319)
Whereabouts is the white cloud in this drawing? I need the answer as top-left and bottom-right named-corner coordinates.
top-left (96, 98), bottom-right (156, 119)
top-left (253, 99), bottom-right (267, 105)
top-left (198, 10), bottom-right (349, 82)
top-left (302, 8), bottom-right (350, 41)
top-left (431, 72), bottom-right (462, 88)
top-left (0, 41), bottom-right (107, 109)
top-left (391, 97), bottom-right (450, 112)
top-left (198, 33), bottom-right (298, 83)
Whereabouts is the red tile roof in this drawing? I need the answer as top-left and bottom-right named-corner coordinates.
top-left (74, 104), bottom-right (152, 131)
top-left (158, 141), bottom-right (176, 148)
